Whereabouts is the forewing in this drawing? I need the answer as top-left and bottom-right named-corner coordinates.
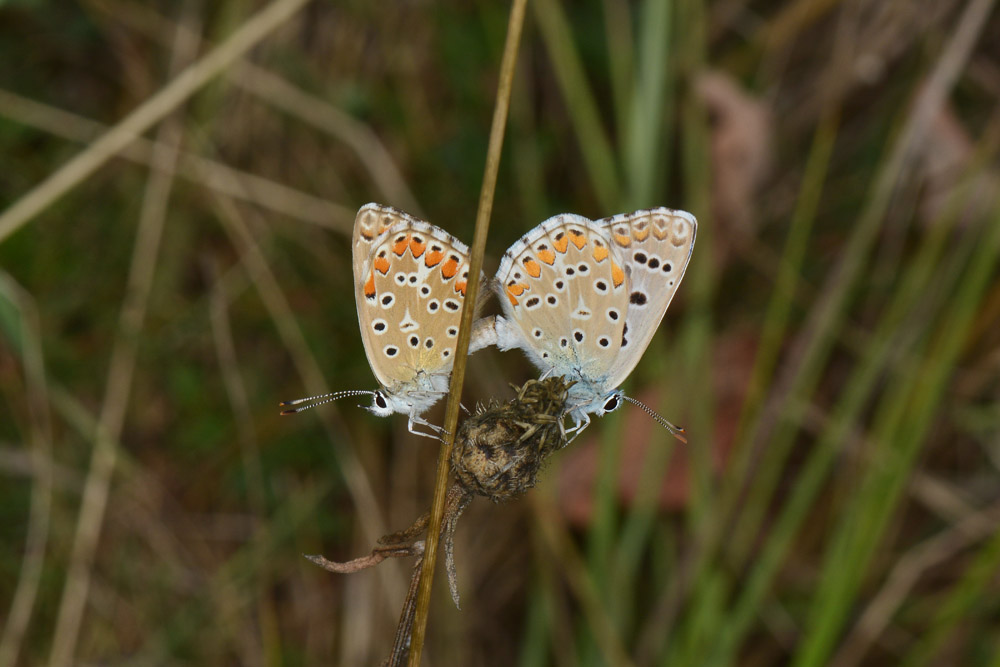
top-left (357, 219), bottom-right (472, 389)
top-left (495, 214), bottom-right (629, 384)
top-left (599, 207), bottom-right (696, 387)
top-left (352, 203), bottom-right (418, 288)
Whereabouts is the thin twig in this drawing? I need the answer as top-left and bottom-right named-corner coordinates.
top-left (0, 0), bottom-right (314, 243)
top-left (47, 13), bottom-right (198, 665)
top-left (407, 0), bottom-right (528, 662)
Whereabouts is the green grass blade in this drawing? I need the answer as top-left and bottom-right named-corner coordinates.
top-left (792, 202), bottom-right (1000, 667)
top-left (623, 0), bottom-right (671, 209)
top-left (533, 0), bottom-right (621, 211)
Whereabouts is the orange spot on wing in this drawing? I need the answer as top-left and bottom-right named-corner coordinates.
top-left (614, 233), bottom-right (631, 247)
top-left (364, 271), bottom-right (376, 298)
top-left (553, 235), bottom-right (569, 253)
top-left (374, 256), bottom-right (390, 274)
top-left (409, 237), bottom-right (426, 257)
top-left (506, 291), bottom-right (519, 306)
top-left (523, 258), bottom-right (541, 278)
top-left (455, 280), bottom-right (467, 296)
top-left (425, 250), bottom-right (443, 267)
top-left (361, 229), bottom-right (375, 240)
top-left (633, 227), bottom-right (649, 242)
top-left (592, 245), bottom-right (609, 262)
top-left (611, 262), bottom-right (625, 288)
top-left (537, 249), bottom-right (556, 265)
top-left (507, 283), bottom-right (527, 296)
top-left (392, 236), bottom-right (409, 256)
top-left (441, 257), bottom-right (459, 279)
top-left (569, 230), bottom-right (587, 249)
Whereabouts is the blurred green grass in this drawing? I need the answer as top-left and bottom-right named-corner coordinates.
top-left (2, 0), bottom-right (1000, 665)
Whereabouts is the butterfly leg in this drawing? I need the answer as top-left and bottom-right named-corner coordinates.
top-left (405, 412), bottom-right (446, 439)
top-left (563, 412), bottom-right (591, 446)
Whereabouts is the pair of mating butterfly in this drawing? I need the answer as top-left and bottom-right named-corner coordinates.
top-left (282, 203), bottom-right (696, 443)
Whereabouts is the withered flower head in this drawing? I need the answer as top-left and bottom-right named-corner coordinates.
top-left (451, 376), bottom-right (573, 502)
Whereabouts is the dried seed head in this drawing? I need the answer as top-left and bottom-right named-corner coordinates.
top-left (451, 376), bottom-right (572, 502)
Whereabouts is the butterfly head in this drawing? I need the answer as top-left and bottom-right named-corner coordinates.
top-left (570, 388), bottom-right (686, 443)
top-left (280, 389), bottom-right (385, 416)
top-left (365, 389), bottom-right (395, 417)
top-left (593, 389), bottom-right (626, 417)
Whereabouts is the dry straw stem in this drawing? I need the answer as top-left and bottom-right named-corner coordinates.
top-left (205, 184), bottom-right (407, 608)
top-left (84, 0), bottom-right (417, 225)
top-left (46, 15), bottom-right (199, 666)
top-left (96, 0), bottom-right (420, 214)
top-left (0, 88), bottom-right (353, 232)
top-left (0, 0), bottom-right (313, 243)
top-left (832, 490), bottom-right (1000, 666)
top-left (229, 64), bottom-right (424, 216)
top-left (408, 0), bottom-right (528, 663)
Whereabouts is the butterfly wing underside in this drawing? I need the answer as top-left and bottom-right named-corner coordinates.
top-left (352, 203), bottom-right (419, 288)
top-left (355, 216), bottom-right (473, 390)
top-left (598, 208), bottom-right (697, 388)
top-left (494, 214), bottom-right (630, 388)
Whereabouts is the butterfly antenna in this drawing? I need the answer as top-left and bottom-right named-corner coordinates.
top-left (279, 390), bottom-right (376, 415)
top-left (621, 396), bottom-right (688, 444)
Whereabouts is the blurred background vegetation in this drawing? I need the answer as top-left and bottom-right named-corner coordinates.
top-left (2, 0), bottom-right (1000, 664)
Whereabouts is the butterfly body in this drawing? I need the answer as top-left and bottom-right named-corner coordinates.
top-left (490, 207), bottom-right (696, 437)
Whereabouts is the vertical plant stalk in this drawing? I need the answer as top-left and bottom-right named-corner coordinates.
top-left (407, 0), bottom-right (528, 663)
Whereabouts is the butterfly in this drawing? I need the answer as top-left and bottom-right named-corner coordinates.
top-left (484, 207), bottom-right (696, 441)
top-left (281, 203), bottom-right (491, 437)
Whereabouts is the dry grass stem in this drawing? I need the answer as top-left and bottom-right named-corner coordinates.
top-left (0, 0), bottom-right (313, 243)
top-left (308, 483), bottom-right (470, 665)
top-left (230, 64), bottom-right (423, 216)
top-left (0, 89), bottom-right (352, 231)
top-left (833, 497), bottom-right (1000, 666)
top-left (47, 17), bottom-right (198, 665)
top-left (207, 191), bottom-right (407, 609)
top-left (408, 1), bottom-right (528, 661)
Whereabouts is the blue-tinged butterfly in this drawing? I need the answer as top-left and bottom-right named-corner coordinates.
top-left (281, 203), bottom-right (492, 437)
top-left (482, 207), bottom-right (696, 441)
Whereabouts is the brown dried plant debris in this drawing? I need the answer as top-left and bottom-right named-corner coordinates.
top-left (917, 103), bottom-right (1000, 229)
top-left (452, 375), bottom-right (573, 502)
top-left (306, 376), bottom-right (573, 665)
top-left (695, 70), bottom-right (774, 266)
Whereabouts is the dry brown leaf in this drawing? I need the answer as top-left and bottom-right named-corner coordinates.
top-left (695, 70), bottom-right (773, 266)
top-left (918, 104), bottom-right (999, 228)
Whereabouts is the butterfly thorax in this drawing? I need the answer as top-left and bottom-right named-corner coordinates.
top-left (564, 376), bottom-right (618, 414)
top-left (381, 368), bottom-right (451, 417)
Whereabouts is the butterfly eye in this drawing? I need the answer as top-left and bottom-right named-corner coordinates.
top-left (603, 395), bottom-right (620, 412)
top-left (375, 393), bottom-right (388, 409)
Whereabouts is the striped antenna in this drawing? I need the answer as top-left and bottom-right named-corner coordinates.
top-left (279, 390), bottom-right (378, 415)
top-left (622, 395), bottom-right (687, 444)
